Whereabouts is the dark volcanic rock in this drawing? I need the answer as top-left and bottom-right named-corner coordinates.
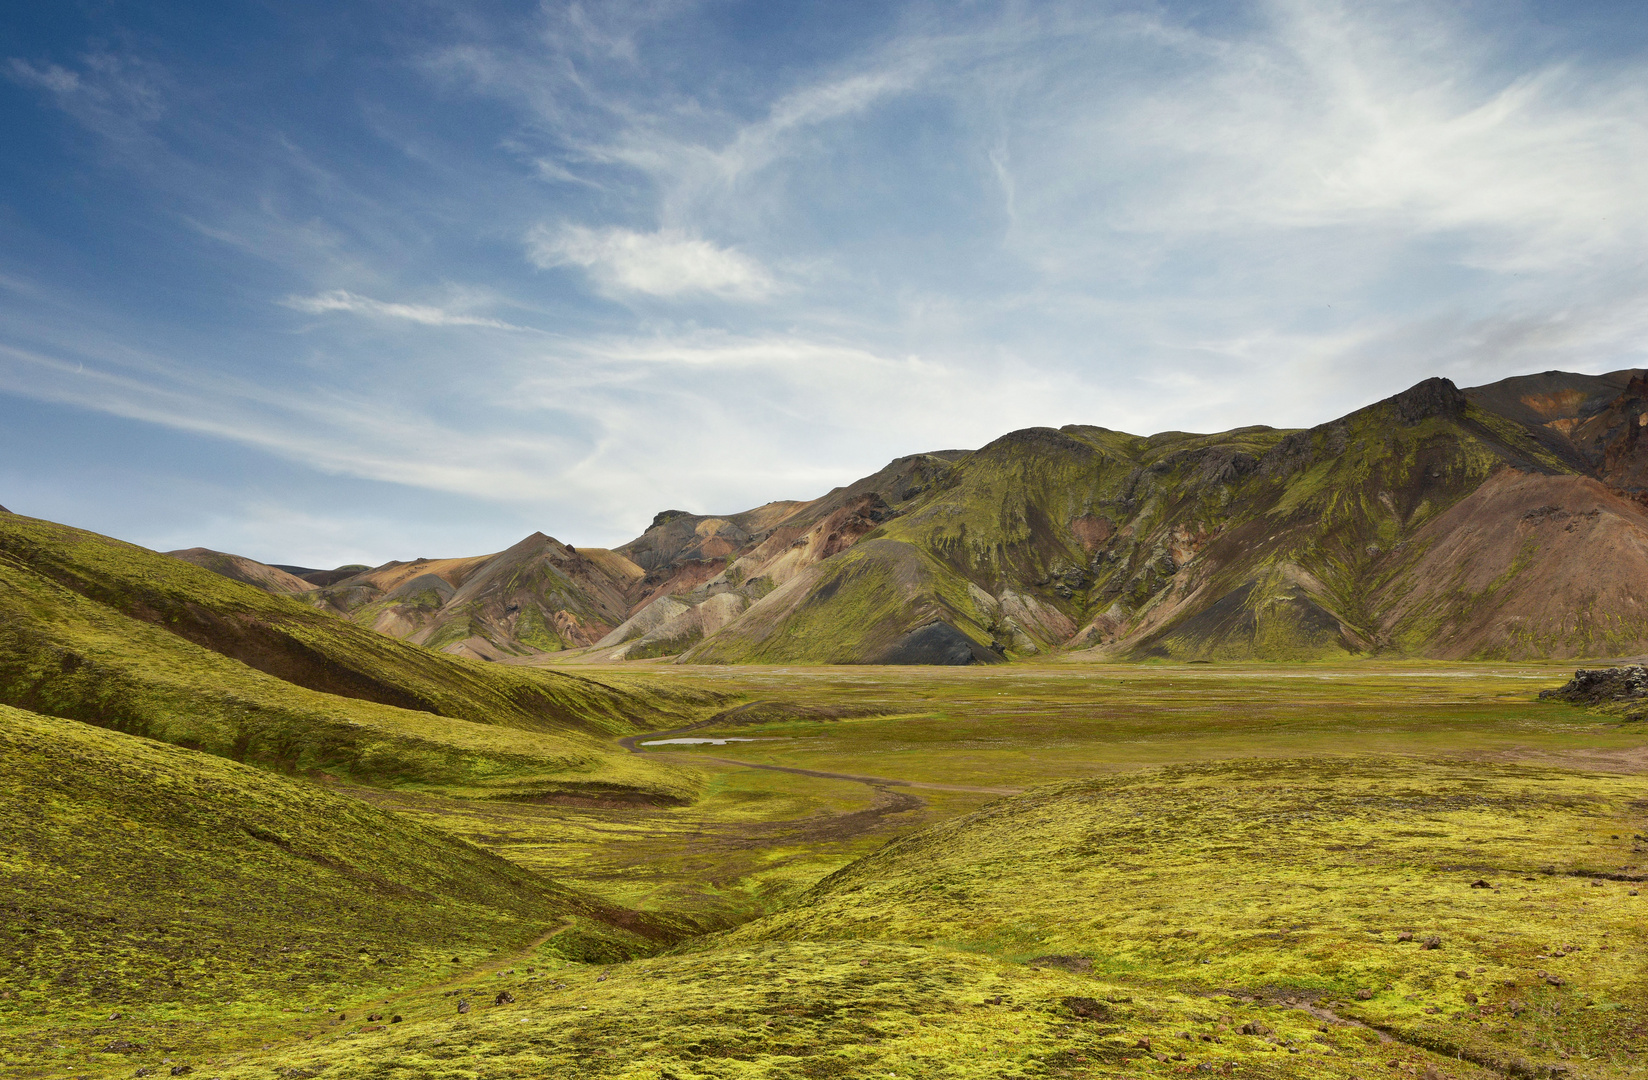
top-left (1062, 996), bottom-right (1110, 1020)
top-left (872, 621), bottom-right (1004, 665)
top-left (1540, 666), bottom-right (1648, 704)
top-left (1389, 377), bottom-right (1468, 424)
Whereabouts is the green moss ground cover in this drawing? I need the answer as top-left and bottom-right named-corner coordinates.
top-left (611, 663), bottom-right (1642, 789)
top-left (117, 940), bottom-right (1504, 1080)
top-left (8, 661), bottom-right (1648, 1078)
top-left (730, 757), bottom-right (1647, 1077)
top-left (0, 706), bottom-right (685, 1077)
top-left (0, 553), bottom-right (698, 801)
top-left (0, 512), bottom-right (714, 737)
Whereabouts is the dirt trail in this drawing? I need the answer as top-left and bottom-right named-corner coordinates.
top-left (615, 721), bottom-right (1019, 850)
top-left (698, 755), bottom-right (1022, 795)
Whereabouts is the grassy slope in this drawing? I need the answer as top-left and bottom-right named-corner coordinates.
top-left (13, 665), bottom-right (1647, 1079)
top-left (141, 940), bottom-right (1480, 1080)
top-left (0, 513), bottom-right (674, 735)
top-left (0, 705), bottom-right (685, 1076)
top-left (727, 756), bottom-right (1647, 1077)
top-left (0, 524), bottom-right (701, 802)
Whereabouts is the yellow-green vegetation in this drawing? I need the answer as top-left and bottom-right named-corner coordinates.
top-left (0, 513), bottom-right (691, 735)
top-left (108, 940), bottom-right (1505, 1080)
top-left (625, 663), bottom-right (1645, 788)
top-left (0, 513), bottom-right (715, 800)
top-left (0, 542), bottom-right (698, 800)
top-left (110, 753), bottom-right (1647, 1080)
top-left (8, 656), bottom-right (1648, 1078)
top-left (0, 705), bottom-right (687, 1077)
top-left (731, 757), bottom-right (1647, 1077)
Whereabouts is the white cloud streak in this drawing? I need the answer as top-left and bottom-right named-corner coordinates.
top-left (281, 290), bottom-right (529, 330)
top-left (525, 225), bottom-right (775, 299)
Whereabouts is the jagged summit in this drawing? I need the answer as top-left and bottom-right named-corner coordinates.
top-left (1387, 376), bottom-right (1468, 423)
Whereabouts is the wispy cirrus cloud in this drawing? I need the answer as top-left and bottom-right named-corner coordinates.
top-left (7, 1), bottom-right (1648, 566)
top-left (525, 225), bottom-right (776, 299)
top-left (281, 290), bottom-right (530, 330)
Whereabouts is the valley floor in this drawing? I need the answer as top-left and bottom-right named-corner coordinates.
top-left (7, 663), bottom-right (1647, 1079)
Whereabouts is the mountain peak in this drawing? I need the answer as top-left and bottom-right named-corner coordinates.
top-left (1387, 377), bottom-right (1467, 424)
top-left (649, 510), bottom-right (693, 530)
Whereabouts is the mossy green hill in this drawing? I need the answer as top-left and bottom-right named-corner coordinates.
top-left (0, 705), bottom-right (687, 1075)
top-left (0, 514), bottom-right (676, 733)
top-left (0, 512), bottom-right (708, 801)
top-left (726, 756), bottom-right (1647, 1077)
top-left (675, 371), bottom-right (1648, 664)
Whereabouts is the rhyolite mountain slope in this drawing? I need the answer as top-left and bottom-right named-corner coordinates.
top-left (304, 533), bottom-right (645, 661)
top-left (168, 546), bottom-right (319, 594)
top-left (168, 369), bottom-right (1648, 663)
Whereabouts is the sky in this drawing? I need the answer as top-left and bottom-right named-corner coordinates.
top-left (3, 1), bottom-right (1648, 567)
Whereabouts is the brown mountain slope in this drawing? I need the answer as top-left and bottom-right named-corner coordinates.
top-left (168, 547), bottom-right (317, 594)
top-left (1376, 469), bottom-right (1648, 658)
top-left (1460, 367), bottom-right (1638, 470)
top-left (302, 535), bottom-right (645, 660)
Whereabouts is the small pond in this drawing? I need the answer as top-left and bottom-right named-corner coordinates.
top-left (639, 737), bottom-right (759, 746)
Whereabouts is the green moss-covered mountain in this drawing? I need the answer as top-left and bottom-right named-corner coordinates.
top-left (158, 368), bottom-right (1648, 662)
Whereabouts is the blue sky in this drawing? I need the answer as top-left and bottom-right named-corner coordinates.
top-left (3, 1), bottom-right (1647, 566)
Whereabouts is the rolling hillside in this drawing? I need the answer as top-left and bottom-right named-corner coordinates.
top-left (0, 704), bottom-right (687, 1073)
top-left (0, 512), bottom-right (708, 801)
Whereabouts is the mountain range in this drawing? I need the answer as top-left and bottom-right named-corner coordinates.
top-left (159, 368), bottom-right (1648, 664)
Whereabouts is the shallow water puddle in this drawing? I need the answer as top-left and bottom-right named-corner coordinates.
top-left (640, 737), bottom-right (761, 745)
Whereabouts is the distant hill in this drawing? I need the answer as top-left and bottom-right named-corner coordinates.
top-left (168, 368), bottom-right (1648, 663)
top-left (169, 546), bottom-right (319, 593)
